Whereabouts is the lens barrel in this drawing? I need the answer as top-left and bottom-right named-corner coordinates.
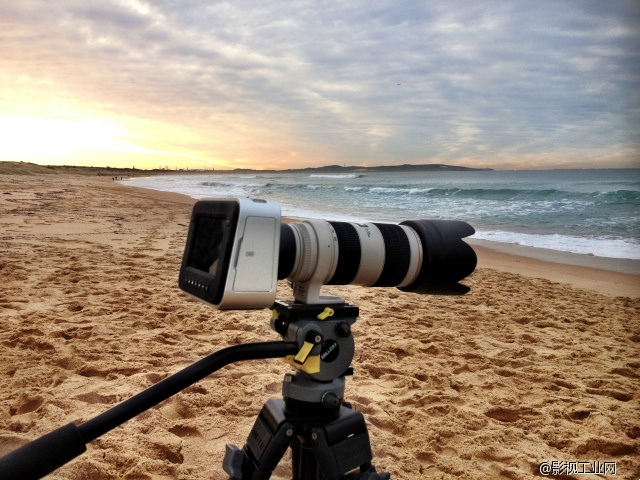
top-left (278, 219), bottom-right (476, 295)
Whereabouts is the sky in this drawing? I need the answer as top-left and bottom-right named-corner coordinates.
top-left (1, 1), bottom-right (639, 171)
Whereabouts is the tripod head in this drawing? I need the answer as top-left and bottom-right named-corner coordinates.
top-left (272, 300), bottom-right (356, 380)
top-left (270, 300), bottom-right (358, 413)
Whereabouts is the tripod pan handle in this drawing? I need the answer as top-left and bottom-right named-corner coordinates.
top-left (0, 423), bottom-right (86, 480)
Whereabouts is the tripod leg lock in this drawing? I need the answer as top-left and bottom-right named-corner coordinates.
top-left (223, 444), bottom-right (245, 480)
top-left (309, 412), bottom-right (373, 479)
top-left (223, 400), bottom-right (296, 480)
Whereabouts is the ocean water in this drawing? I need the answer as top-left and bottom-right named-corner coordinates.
top-left (121, 169), bottom-right (640, 260)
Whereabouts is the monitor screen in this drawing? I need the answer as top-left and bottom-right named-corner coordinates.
top-left (180, 201), bottom-right (239, 305)
top-left (187, 215), bottom-right (231, 275)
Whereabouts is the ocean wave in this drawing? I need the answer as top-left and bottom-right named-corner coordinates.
top-left (362, 186), bottom-right (640, 204)
top-left (590, 189), bottom-right (640, 202)
top-left (199, 181), bottom-right (267, 188)
top-left (279, 204), bottom-right (371, 223)
top-left (308, 174), bottom-right (364, 179)
top-left (194, 180), bottom-right (639, 205)
top-left (368, 187), bottom-right (432, 195)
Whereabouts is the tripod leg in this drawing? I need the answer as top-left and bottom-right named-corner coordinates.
top-left (223, 400), bottom-right (295, 480)
top-left (308, 406), bottom-right (375, 480)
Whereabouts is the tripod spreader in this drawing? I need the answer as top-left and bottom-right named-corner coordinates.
top-left (0, 341), bottom-right (298, 480)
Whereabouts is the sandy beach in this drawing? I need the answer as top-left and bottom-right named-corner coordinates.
top-left (0, 171), bottom-right (638, 479)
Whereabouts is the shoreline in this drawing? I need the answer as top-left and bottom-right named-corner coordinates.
top-left (468, 238), bottom-right (640, 275)
top-left (468, 240), bottom-right (639, 298)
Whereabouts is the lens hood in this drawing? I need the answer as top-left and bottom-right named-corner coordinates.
top-left (399, 220), bottom-right (476, 295)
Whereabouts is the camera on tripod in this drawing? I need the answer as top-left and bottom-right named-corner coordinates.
top-left (179, 197), bottom-right (477, 308)
top-left (177, 197), bottom-right (477, 479)
top-left (178, 198), bottom-right (477, 479)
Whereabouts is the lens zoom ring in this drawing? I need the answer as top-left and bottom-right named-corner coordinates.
top-left (327, 222), bottom-right (361, 285)
top-left (372, 223), bottom-right (411, 287)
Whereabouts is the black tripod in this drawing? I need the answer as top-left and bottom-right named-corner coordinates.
top-left (224, 301), bottom-right (389, 480)
top-left (0, 300), bottom-right (389, 480)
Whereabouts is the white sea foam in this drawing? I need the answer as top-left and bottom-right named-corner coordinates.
top-left (120, 175), bottom-right (260, 199)
top-left (473, 230), bottom-right (640, 260)
top-left (280, 204), bottom-right (371, 223)
top-left (369, 187), bottom-right (431, 195)
top-left (306, 185), bottom-right (334, 190)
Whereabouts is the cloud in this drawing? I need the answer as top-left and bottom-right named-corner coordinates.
top-left (1, 0), bottom-right (638, 169)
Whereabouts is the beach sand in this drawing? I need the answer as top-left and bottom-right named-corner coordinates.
top-left (0, 172), bottom-right (638, 479)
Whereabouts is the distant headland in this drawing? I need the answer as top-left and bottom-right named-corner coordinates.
top-left (0, 161), bottom-right (492, 176)
top-left (231, 163), bottom-right (493, 174)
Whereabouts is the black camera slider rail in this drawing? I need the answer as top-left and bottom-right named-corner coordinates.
top-left (0, 341), bottom-right (298, 480)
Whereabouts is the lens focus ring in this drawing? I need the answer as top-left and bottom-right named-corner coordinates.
top-left (327, 222), bottom-right (361, 285)
top-left (372, 223), bottom-right (411, 287)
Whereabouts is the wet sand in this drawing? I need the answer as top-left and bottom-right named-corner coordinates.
top-left (0, 172), bottom-right (638, 479)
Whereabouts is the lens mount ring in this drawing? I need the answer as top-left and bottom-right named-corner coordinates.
top-left (304, 220), bottom-right (339, 284)
top-left (288, 222), bottom-right (317, 282)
